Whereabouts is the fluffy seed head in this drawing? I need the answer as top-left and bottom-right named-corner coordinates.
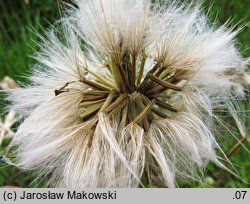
top-left (6, 0), bottom-right (249, 187)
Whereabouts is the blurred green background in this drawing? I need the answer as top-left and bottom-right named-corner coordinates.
top-left (0, 0), bottom-right (249, 187)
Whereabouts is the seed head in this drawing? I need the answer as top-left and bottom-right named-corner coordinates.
top-left (6, 0), bottom-right (250, 187)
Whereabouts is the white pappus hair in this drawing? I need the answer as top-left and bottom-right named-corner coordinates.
top-left (5, 0), bottom-right (250, 187)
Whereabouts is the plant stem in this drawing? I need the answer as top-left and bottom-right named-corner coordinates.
top-left (226, 136), bottom-right (248, 157)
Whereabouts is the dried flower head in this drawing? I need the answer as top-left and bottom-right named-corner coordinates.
top-left (5, 0), bottom-right (250, 187)
top-left (0, 111), bottom-right (17, 146)
top-left (0, 76), bottom-right (18, 90)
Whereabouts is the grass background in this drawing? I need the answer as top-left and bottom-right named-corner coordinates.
top-left (0, 0), bottom-right (249, 187)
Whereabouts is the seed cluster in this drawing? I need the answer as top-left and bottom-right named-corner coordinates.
top-left (56, 53), bottom-right (184, 132)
